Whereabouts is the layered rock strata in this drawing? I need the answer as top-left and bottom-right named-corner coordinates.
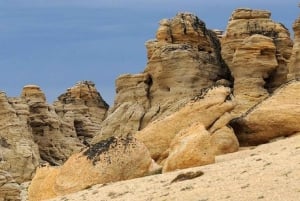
top-left (0, 91), bottom-right (40, 183)
top-left (93, 12), bottom-right (230, 142)
top-left (288, 16), bottom-right (300, 79)
top-left (221, 8), bottom-right (293, 115)
top-left (0, 171), bottom-right (21, 201)
top-left (54, 81), bottom-right (109, 144)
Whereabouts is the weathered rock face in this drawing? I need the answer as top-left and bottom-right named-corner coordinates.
top-left (221, 8), bottom-right (293, 115)
top-left (0, 92), bottom-right (40, 183)
top-left (0, 171), bottom-right (21, 201)
top-left (135, 86), bottom-right (238, 163)
top-left (54, 81), bottom-right (109, 143)
top-left (28, 136), bottom-right (155, 201)
top-left (93, 12), bottom-right (230, 142)
top-left (230, 80), bottom-right (300, 145)
top-left (230, 34), bottom-right (278, 114)
top-left (22, 85), bottom-right (84, 166)
top-left (288, 16), bottom-right (300, 79)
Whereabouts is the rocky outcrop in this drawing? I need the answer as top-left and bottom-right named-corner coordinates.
top-left (230, 80), bottom-right (300, 145)
top-left (28, 136), bottom-right (156, 201)
top-left (288, 16), bottom-right (300, 79)
top-left (221, 8), bottom-right (293, 115)
top-left (22, 85), bottom-right (84, 166)
top-left (0, 92), bottom-right (40, 183)
top-left (0, 171), bottom-right (21, 201)
top-left (93, 12), bottom-right (230, 142)
top-left (54, 81), bottom-right (109, 142)
top-left (135, 86), bottom-right (238, 163)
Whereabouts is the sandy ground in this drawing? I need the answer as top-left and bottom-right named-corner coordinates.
top-left (42, 134), bottom-right (300, 201)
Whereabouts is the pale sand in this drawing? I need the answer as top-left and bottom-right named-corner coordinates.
top-left (47, 134), bottom-right (300, 201)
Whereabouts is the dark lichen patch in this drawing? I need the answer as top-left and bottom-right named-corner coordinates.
top-left (83, 135), bottom-right (136, 165)
top-left (171, 170), bottom-right (204, 183)
top-left (83, 137), bottom-right (118, 164)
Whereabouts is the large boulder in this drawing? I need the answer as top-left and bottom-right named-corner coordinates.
top-left (230, 80), bottom-right (300, 145)
top-left (28, 136), bottom-right (156, 201)
top-left (221, 8), bottom-right (293, 115)
top-left (93, 12), bottom-right (230, 143)
top-left (135, 86), bottom-right (237, 162)
top-left (162, 123), bottom-right (215, 173)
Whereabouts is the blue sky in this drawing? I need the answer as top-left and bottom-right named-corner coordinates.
top-left (0, 0), bottom-right (298, 105)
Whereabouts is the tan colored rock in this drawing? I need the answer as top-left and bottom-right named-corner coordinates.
top-left (230, 34), bottom-right (278, 114)
top-left (287, 16), bottom-right (300, 79)
top-left (22, 85), bottom-right (84, 166)
top-left (54, 81), bottom-right (109, 141)
top-left (210, 126), bottom-right (239, 155)
top-left (0, 92), bottom-right (40, 183)
top-left (0, 171), bottom-right (21, 201)
top-left (28, 136), bottom-right (155, 201)
top-left (46, 134), bottom-right (300, 201)
top-left (221, 8), bottom-right (293, 114)
top-left (230, 80), bottom-right (300, 145)
top-left (162, 123), bottom-right (215, 172)
top-left (93, 12), bottom-right (230, 143)
top-left (135, 86), bottom-right (235, 162)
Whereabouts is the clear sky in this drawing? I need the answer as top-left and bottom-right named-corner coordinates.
top-left (0, 0), bottom-right (298, 105)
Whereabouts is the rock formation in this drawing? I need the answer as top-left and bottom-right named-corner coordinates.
top-left (22, 85), bottom-right (84, 166)
top-left (135, 86), bottom-right (238, 164)
top-left (1, 81), bottom-right (108, 191)
top-left (230, 80), bottom-right (300, 145)
top-left (92, 12), bottom-right (231, 143)
top-left (221, 8), bottom-right (293, 115)
top-left (28, 136), bottom-right (156, 201)
top-left (288, 16), bottom-right (300, 79)
top-left (0, 170), bottom-right (21, 201)
top-left (54, 81), bottom-right (109, 142)
top-left (0, 91), bottom-right (40, 183)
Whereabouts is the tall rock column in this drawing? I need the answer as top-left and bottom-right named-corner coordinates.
top-left (221, 8), bottom-right (293, 115)
top-left (0, 91), bottom-right (40, 183)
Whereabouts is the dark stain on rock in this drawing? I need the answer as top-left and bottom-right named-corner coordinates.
top-left (171, 170), bottom-right (204, 183)
top-left (83, 137), bottom-right (118, 165)
top-left (0, 137), bottom-right (10, 148)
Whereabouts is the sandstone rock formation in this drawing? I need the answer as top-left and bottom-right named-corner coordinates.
top-left (0, 170), bottom-right (21, 201)
top-left (22, 85), bottom-right (84, 166)
top-left (162, 123), bottom-right (215, 172)
top-left (221, 8), bottom-right (293, 115)
top-left (230, 80), bottom-right (300, 145)
top-left (288, 16), bottom-right (300, 79)
top-left (135, 86), bottom-right (238, 163)
top-left (54, 81), bottom-right (109, 143)
top-left (1, 81), bottom-right (108, 191)
top-left (93, 12), bottom-right (231, 143)
top-left (28, 135), bottom-right (156, 201)
top-left (0, 91), bottom-right (40, 183)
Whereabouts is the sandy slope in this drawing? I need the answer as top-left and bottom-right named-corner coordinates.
top-left (47, 134), bottom-right (300, 201)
